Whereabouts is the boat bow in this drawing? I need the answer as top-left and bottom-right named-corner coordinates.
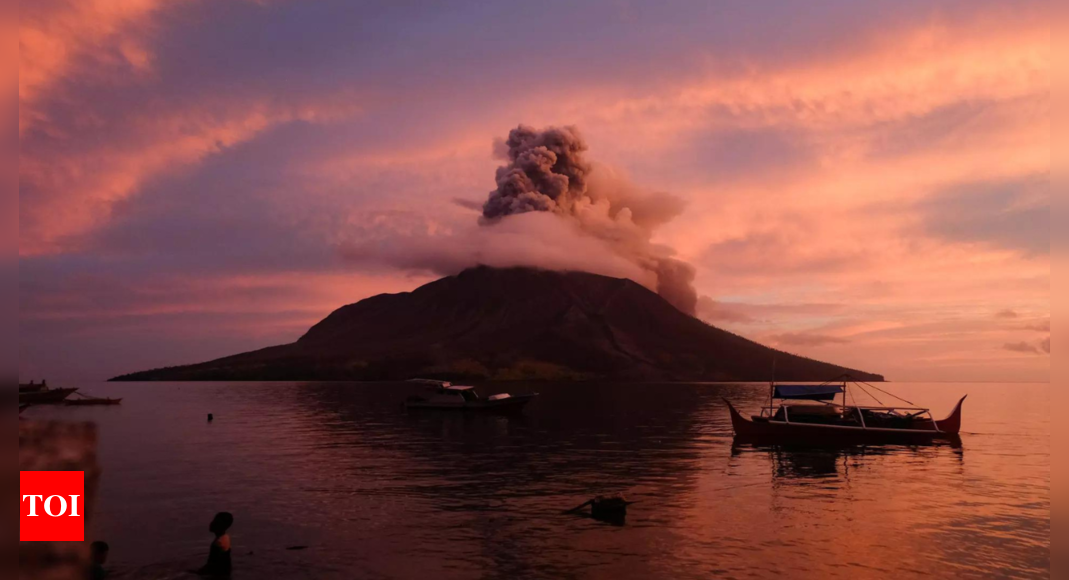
top-left (935, 396), bottom-right (967, 435)
top-left (723, 399), bottom-right (758, 436)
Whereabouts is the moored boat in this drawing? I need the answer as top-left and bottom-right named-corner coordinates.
top-left (19, 386), bottom-right (79, 405)
top-left (405, 380), bottom-right (538, 412)
top-left (725, 377), bottom-right (966, 444)
top-left (19, 381), bottom-right (47, 393)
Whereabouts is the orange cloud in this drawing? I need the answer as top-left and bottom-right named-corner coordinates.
top-left (586, 13), bottom-right (1048, 135)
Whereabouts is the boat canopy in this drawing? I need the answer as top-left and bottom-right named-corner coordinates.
top-left (774, 384), bottom-right (844, 401)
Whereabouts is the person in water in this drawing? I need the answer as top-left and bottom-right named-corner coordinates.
top-left (197, 512), bottom-right (233, 578)
top-left (88, 541), bottom-right (109, 579)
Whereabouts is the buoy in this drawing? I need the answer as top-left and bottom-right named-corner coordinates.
top-left (208, 413), bottom-right (214, 422)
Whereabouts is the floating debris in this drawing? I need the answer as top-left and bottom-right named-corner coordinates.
top-left (563, 494), bottom-right (635, 525)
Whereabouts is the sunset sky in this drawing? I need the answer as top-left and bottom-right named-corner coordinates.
top-left (17, 0), bottom-right (1050, 382)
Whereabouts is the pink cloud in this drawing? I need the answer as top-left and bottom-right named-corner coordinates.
top-left (20, 98), bottom-right (359, 256)
top-left (19, 0), bottom-right (181, 136)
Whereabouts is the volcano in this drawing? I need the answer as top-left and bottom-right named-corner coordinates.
top-left (111, 267), bottom-right (883, 382)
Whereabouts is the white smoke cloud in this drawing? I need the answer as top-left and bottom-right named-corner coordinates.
top-left (339, 210), bottom-right (654, 287)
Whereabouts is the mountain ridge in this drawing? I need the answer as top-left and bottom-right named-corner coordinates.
top-left (111, 266), bottom-right (884, 382)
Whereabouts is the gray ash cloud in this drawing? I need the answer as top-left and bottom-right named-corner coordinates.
top-left (481, 125), bottom-right (698, 315)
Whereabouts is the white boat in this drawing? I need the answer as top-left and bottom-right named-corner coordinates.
top-left (404, 380), bottom-right (538, 413)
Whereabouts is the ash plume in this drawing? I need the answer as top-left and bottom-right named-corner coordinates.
top-left (483, 126), bottom-right (591, 218)
top-left (481, 125), bottom-right (698, 315)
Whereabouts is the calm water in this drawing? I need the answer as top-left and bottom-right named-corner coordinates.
top-left (23, 382), bottom-right (1049, 579)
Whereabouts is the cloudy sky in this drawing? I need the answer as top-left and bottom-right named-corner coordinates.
top-left (17, 0), bottom-right (1049, 382)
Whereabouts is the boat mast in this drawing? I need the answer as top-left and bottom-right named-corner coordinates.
top-left (770, 357), bottom-right (777, 416)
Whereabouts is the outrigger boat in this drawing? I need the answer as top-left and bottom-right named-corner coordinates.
top-left (19, 382), bottom-right (79, 405)
top-left (65, 394), bottom-right (123, 406)
top-left (405, 379), bottom-right (538, 413)
top-left (725, 376), bottom-right (966, 444)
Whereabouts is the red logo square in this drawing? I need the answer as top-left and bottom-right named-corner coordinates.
top-left (20, 471), bottom-right (85, 542)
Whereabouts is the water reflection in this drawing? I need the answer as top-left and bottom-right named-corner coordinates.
top-left (245, 381), bottom-right (726, 579)
top-left (286, 381), bottom-right (718, 518)
top-left (23, 381), bottom-right (1048, 580)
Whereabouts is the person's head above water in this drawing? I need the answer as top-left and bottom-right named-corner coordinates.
top-left (90, 541), bottom-right (109, 565)
top-left (209, 512), bottom-right (234, 537)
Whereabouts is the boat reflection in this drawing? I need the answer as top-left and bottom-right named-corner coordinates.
top-left (731, 438), bottom-right (964, 482)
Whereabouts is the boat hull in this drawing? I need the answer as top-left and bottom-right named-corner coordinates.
top-left (405, 394), bottom-right (537, 413)
top-left (725, 397), bottom-right (966, 445)
top-left (19, 388), bottom-right (78, 405)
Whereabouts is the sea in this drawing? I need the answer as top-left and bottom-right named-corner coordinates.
top-left (22, 381), bottom-right (1050, 579)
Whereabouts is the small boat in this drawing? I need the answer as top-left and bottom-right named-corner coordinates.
top-left (64, 396), bottom-right (123, 407)
top-left (19, 386), bottom-right (79, 405)
top-left (725, 376), bottom-right (965, 445)
top-left (405, 379), bottom-right (538, 412)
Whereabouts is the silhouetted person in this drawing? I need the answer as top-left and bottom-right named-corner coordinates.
top-left (197, 513), bottom-right (233, 578)
top-left (88, 541), bottom-right (109, 580)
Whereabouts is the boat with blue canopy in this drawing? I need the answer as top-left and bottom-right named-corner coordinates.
top-left (725, 375), bottom-right (966, 444)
